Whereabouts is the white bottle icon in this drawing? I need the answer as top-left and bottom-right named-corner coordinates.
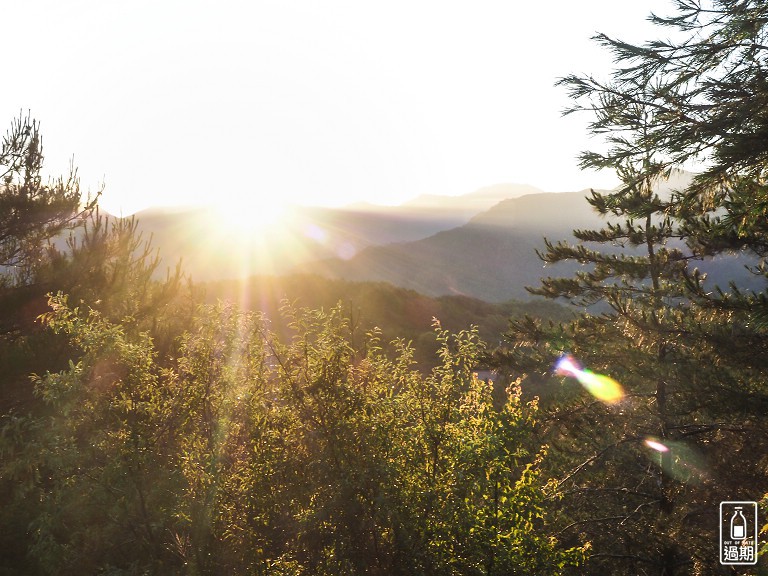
top-left (731, 507), bottom-right (747, 540)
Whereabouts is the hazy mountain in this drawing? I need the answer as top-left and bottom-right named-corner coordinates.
top-left (303, 190), bottom-right (598, 302)
top-left (303, 172), bottom-right (763, 302)
top-left (123, 171), bottom-right (760, 302)
top-left (305, 183), bottom-right (545, 246)
top-left (400, 183), bottom-right (544, 210)
top-left (128, 205), bottom-right (352, 281)
top-left (126, 183), bottom-right (536, 282)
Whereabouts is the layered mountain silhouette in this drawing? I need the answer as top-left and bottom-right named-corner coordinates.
top-left (125, 173), bottom-right (762, 303)
top-left (127, 183), bottom-right (543, 284)
top-left (303, 191), bottom-right (599, 302)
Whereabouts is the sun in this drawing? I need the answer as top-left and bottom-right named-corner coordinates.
top-left (210, 197), bottom-right (288, 239)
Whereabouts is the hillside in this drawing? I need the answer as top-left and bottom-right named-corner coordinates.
top-left (302, 171), bottom-right (762, 302)
top-left (304, 191), bottom-right (600, 302)
top-left (202, 273), bottom-right (572, 368)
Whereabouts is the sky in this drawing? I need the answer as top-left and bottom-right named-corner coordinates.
top-left (3, 1), bottom-right (671, 215)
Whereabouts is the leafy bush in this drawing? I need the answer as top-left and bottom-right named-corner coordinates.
top-left (3, 295), bottom-right (584, 575)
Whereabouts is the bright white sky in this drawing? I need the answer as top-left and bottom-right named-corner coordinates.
top-left (3, 1), bottom-right (671, 215)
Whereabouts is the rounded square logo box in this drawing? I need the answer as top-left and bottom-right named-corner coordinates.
top-left (720, 501), bottom-right (758, 566)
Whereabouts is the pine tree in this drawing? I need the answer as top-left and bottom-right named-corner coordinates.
top-left (498, 1), bottom-right (768, 572)
top-left (0, 112), bottom-right (97, 282)
top-left (558, 0), bottom-right (768, 328)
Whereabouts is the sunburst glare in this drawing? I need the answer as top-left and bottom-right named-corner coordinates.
top-left (212, 199), bottom-right (287, 240)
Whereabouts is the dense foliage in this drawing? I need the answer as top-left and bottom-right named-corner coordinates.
top-left (1, 292), bottom-right (585, 575)
top-left (0, 117), bottom-right (582, 574)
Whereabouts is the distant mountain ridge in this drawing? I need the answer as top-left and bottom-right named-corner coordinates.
top-left (124, 183), bottom-right (549, 283)
top-left (309, 183), bottom-right (547, 246)
top-left (302, 190), bottom-right (598, 302)
top-left (301, 171), bottom-right (762, 302)
top-left (119, 172), bottom-right (761, 303)
top-left (401, 183), bottom-right (544, 210)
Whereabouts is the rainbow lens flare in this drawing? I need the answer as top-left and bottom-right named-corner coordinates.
top-left (642, 436), bottom-right (707, 484)
top-left (554, 354), bottom-right (625, 404)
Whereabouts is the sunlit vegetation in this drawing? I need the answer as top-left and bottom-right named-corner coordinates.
top-left (0, 116), bottom-right (583, 574)
top-left (4, 295), bottom-right (584, 575)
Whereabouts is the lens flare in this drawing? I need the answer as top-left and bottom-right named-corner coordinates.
top-left (554, 354), bottom-right (625, 404)
top-left (554, 354), bottom-right (582, 378)
top-left (644, 438), bottom-right (670, 453)
top-left (303, 223), bottom-right (328, 243)
top-left (642, 437), bottom-right (708, 484)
